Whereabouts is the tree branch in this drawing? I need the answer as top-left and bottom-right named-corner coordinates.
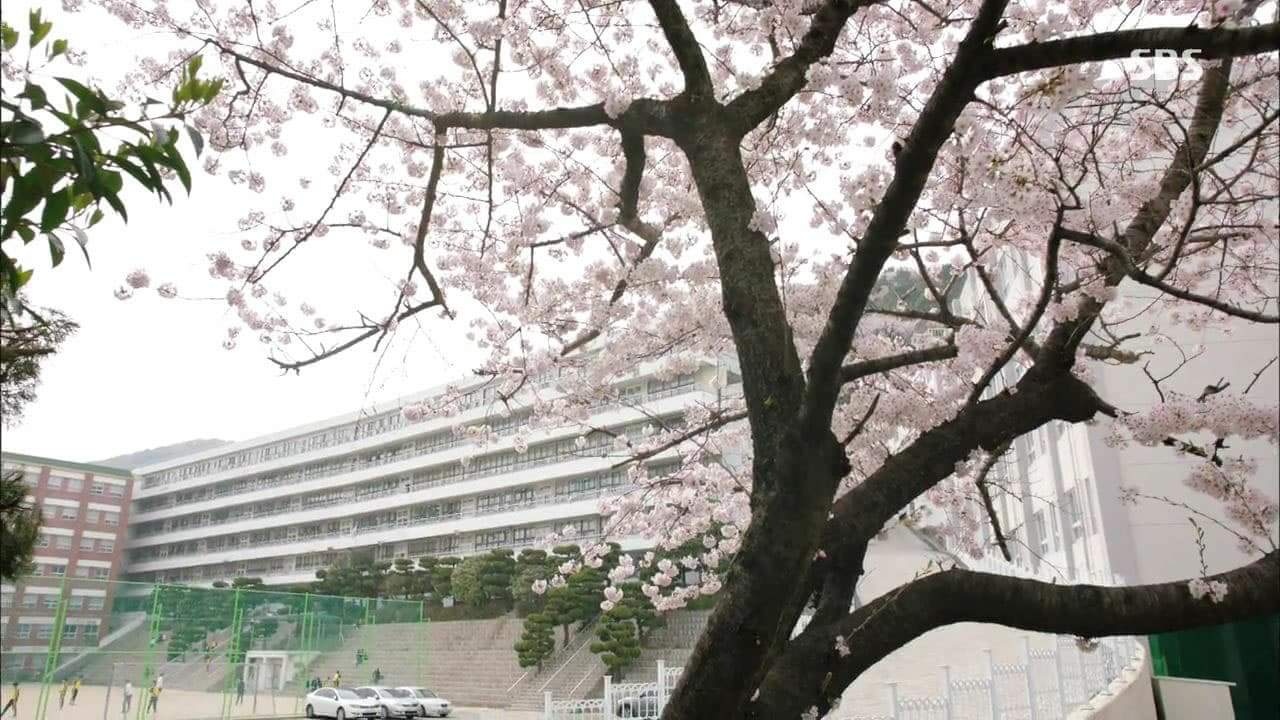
top-left (724, 0), bottom-right (878, 134)
top-left (757, 550), bottom-right (1280, 717)
top-left (983, 23), bottom-right (1280, 79)
top-left (648, 0), bottom-right (715, 99)
top-left (839, 342), bottom-right (958, 384)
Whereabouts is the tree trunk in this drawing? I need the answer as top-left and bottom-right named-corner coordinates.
top-left (658, 128), bottom-right (848, 720)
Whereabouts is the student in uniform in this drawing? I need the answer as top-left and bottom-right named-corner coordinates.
top-left (71, 677), bottom-right (82, 705)
top-left (146, 682), bottom-right (161, 715)
top-left (58, 680), bottom-right (69, 709)
top-left (122, 681), bottom-right (135, 716)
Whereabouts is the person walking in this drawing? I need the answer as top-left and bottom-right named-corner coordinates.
top-left (0, 682), bottom-right (18, 719)
top-left (146, 681), bottom-right (161, 716)
top-left (58, 680), bottom-right (69, 709)
top-left (70, 677), bottom-right (81, 706)
top-left (370, 668), bottom-right (382, 685)
top-left (122, 681), bottom-right (134, 716)
top-left (330, 671), bottom-right (341, 688)
top-left (235, 676), bottom-right (245, 705)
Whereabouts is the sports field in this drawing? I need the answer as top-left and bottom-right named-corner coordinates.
top-left (0, 684), bottom-right (539, 720)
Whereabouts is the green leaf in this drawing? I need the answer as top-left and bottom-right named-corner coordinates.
top-left (164, 143), bottom-right (192, 193)
top-left (1, 22), bottom-right (17, 52)
top-left (40, 187), bottom-right (71, 232)
top-left (88, 209), bottom-right (103, 226)
top-left (7, 119), bottom-right (45, 144)
top-left (186, 125), bottom-right (204, 157)
top-left (72, 226), bottom-right (91, 268)
top-left (3, 173), bottom-right (44, 226)
top-left (15, 224), bottom-right (36, 243)
top-left (19, 82), bottom-right (48, 108)
top-left (28, 10), bottom-right (52, 48)
top-left (47, 233), bottom-right (65, 267)
top-left (55, 77), bottom-right (106, 115)
top-left (49, 38), bottom-right (68, 58)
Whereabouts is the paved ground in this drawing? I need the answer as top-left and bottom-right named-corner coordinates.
top-left (0, 685), bottom-right (540, 720)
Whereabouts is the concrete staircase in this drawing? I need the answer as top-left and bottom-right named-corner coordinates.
top-left (625, 609), bottom-right (710, 683)
top-left (295, 618), bottom-right (528, 708)
top-left (505, 622), bottom-right (605, 710)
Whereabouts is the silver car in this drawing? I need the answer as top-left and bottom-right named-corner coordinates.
top-left (397, 687), bottom-right (451, 718)
top-left (354, 687), bottom-right (420, 719)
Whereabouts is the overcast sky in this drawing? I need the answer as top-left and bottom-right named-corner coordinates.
top-left (0, 1), bottom-right (1200, 463)
top-left (1, 4), bottom-right (485, 462)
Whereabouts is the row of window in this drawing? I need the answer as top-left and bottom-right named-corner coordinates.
top-left (28, 563), bottom-right (112, 580)
top-left (2, 621), bottom-right (100, 642)
top-left (126, 465), bottom-right (650, 564)
top-left (33, 474), bottom-right (126, 497)
top-left (128, 515), bottom-right (608, 584)
top-left (34, 533), bottom-right (116, 554)
top-left (41, 505), bottom-right (121, 527)
top-left (135, 411), bottom-right (539, 516)
top-left (0, 593), bottom-right (107, 611)
top-left (140, 373), bottom-right (698, 490)
top-left (132, 415), bottom-right (677, 541)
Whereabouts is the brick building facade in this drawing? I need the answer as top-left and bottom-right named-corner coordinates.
top-left (0, 452), bottom-right (134, 678)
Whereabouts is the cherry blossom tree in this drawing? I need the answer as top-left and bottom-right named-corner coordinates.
top-left (35, 0), bottom-right (1280, 715)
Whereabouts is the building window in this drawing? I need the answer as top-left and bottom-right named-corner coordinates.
top-left (31, 564), bottom-right (45, 576)
top-left (37, 624), bottom-right (54, 639)
top-left (67, 596), bottom-right (84, 610)
top-left (1032, 510), bottom-right (1051, 554)
top-left (20, 594), bottom-right (37, 609)
top-left (1064, 486), bottom-right (1088, 538)
top-left (63, 624), bottom-right (79, 639)
top-left (88, 598), bottom-right (105, 611)
top-left (51, 564), bottom-right (66, 577)
top-left (61, 507), bottom-right (78, 521)
top-left (47, 476), bottom-right (64, 490)
top-left (99, 540), bottom-right (114, 553)
top-left (108, 484), bottom-right (125, 497)
top-left (41, 595), bottom-right (58, 609)
top-left (54, 535), bottom-right (72, 550)
top-left (42, 507), bottom-right (57, 521)
top-left (66, 478), bottom-right (83, 492)
top-left (17, 624), bottom-right (31, 639)
top-left (104, 512), bottom-right (119, 527)
top-left (90, 482), bottom-right (105, 495)
top-left (80, 538), bottom-right (96, 552)
top-left (35, 534), bottom-right (49, 548)
top-left (86, 510), bottom-right (100, 524)
top-left (90, 566), bottom-right (110, 579)
top-left (0, 593), bottom-right (11, 609)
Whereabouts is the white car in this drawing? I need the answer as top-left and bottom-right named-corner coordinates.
top-left (354, 687), bottom-right (422, 719)
top-left (397, 687), bottom-right (451, 718)
top-left (304, 688), bottom-right (381, 720)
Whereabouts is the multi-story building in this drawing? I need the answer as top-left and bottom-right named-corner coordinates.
top-left (945, 249), bottom-right (1278, 586)
top-left (123, 360), bottom-right (740, 587)
top-left (0, 452), bottom-right (134, 677)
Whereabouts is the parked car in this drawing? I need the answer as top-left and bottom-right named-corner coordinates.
top-left (304, 687), bottom-right (381, 720)
top-left (397, 687), bottom-right (451, 718)
top-left (354, 687), bottom-right (423, 719)
top-left (615, 687), bottom-right (660, 719)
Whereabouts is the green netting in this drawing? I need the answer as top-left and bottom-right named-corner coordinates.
top-left (0, 578), bottom-right (427, 720)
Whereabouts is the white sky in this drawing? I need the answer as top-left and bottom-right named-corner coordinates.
top-left (2, 4), bottom-right (482, 462)
top-left (0, 0), bottom-right (1230, 463)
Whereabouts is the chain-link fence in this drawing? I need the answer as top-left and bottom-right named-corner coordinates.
top-left (0, 578), bottom-right (427, 720)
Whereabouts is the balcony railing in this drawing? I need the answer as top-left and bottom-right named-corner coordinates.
top-left (129, 486), bottom-right (626, 565)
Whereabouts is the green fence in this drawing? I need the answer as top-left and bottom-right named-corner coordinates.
top-left (0, 578), bottom-right (427, 720)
